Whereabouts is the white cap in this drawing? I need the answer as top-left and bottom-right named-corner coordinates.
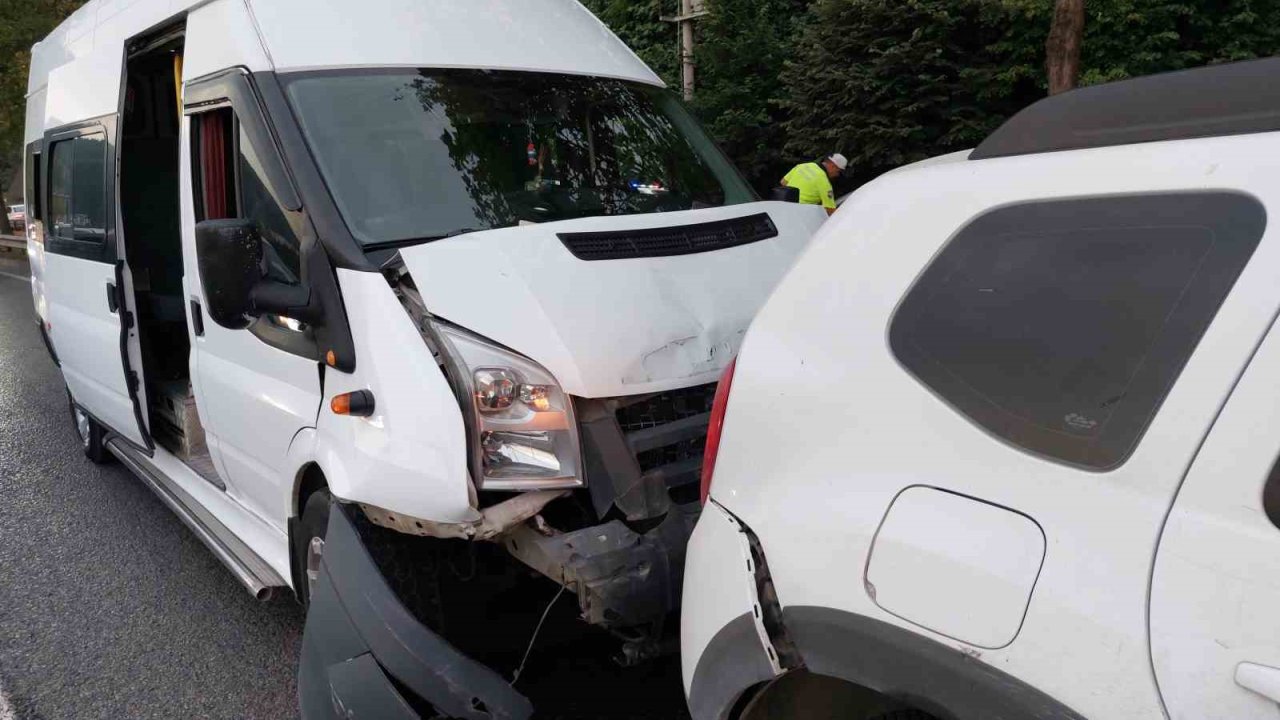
top-left (829, 153), bottom-right (849, 170)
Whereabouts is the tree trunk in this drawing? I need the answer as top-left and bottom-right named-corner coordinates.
top-left (1046, 0), bottom-right (1085, 95)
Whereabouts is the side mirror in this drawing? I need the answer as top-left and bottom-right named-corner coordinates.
top-left (196, 219), bottom-right (263, 329)
top-left (770, 186), bottom-right (801, 203)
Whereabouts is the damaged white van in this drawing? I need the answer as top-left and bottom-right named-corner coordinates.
top-left (684, 59), bottom-right (1280, 720)
top-left (23, 1), bottom-right (825, 717)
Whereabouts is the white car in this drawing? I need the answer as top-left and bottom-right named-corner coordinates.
top-left (6, 204), bottom-right (25, 232)
top-left (683, 58), bottom-right (1280, 720)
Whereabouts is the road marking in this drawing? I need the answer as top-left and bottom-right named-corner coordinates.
top-left (0, 271), bottom-right (29, 282)
top-left (0, 679), bottom-right (15, 720)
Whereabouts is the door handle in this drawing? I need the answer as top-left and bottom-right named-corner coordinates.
top-left (190, 299), bottom-right (205, 337)
top-left (1236, 662), bottom-right (1280, 704)
top-left (106, 282), bottom-right (118, 313)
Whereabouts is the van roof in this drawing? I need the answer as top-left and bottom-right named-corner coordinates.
top-left (28, 0), bottom-right (661, 96)
top-left (972, 57), bottom-right (1280, 160)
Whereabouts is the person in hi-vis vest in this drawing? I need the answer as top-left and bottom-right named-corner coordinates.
top-left (780, 153), bottom-right (848, 216)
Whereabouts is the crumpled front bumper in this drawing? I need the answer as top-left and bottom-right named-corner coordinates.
top-left (298, 503), bottom-right (533, 720)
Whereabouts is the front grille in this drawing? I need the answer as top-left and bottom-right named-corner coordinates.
top-left (558, 213), bottom-right (778, 261)
top-left (615, 383), bottom-right (717, 493)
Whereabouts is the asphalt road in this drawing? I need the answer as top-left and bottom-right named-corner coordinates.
top-left (0, 255), bottom-right (304, 720)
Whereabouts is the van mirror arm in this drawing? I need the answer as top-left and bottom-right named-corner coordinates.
top-left (250, 281), bottom-right (320, 325)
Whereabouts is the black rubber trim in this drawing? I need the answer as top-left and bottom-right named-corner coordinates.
top-left (687, 612), bottom-right (777, 720)
top-left (1264, 456), bottom-right (1280, 532)
top-left (37, 319), bottom-right (59, 367)
top-left (558, 212), bottom-right (778, 261)
top-left (973, 56), bottom-right (1280, 160)
top-left (184, 68), bottom-right (299, 211)
top-left (184, 69), bottom-right (357, 371)
top-left (298, 503), bottom-right (532, 720)
top-left (115, 259), bottom-right (155, 455)
top-left (784, 607), bottom-right (1086, 720)
top-left (257, 71), bottom-right (374, 272)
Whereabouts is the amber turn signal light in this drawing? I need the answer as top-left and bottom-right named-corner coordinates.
top-left (331, 390), bottom-right (376, 417)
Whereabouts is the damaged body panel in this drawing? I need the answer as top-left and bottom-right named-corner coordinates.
top-left (504, 504), bottom-right (699, 631)
top-left (300, 504), bottom-right (534, 720)
top-left (396, 202), bottom-right (828, 399)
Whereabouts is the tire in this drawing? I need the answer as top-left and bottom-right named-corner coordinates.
top-left (67, 390), bottom-right (110, 464)
top-left (297, 488), bottom-right (332, 608)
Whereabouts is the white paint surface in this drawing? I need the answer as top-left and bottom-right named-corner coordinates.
top-left (44, 43), bottom-right (122, 128)
top-left (46, 252), bottom-right (146, 447)
top-left (690, 130), bottom-right (1280, 719)
top-left (244, 0), bottom-right (660, 81)
top-left (183, 0), bottom-right (273, 81)
top-left (1236, 664), bottom-right (1280, 707)
top-left (401, 202), bottom-right (826, 399)
top-left (1150, 317), bottom-right (1280, 720)
top-left (317, 270), bottom-right (475, 524)
top-left (680, 502), bottom-right (778, 694)
top-left (866, 487), bottom-right (1044, 649)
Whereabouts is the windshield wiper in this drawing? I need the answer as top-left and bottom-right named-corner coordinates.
top-left (365, 227), bottom-right (486, 251)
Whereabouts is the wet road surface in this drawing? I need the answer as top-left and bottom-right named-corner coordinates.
top-left (0, 256), bottom-right (304, 720)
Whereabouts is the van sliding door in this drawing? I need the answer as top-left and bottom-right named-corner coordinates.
top-left (43, 119), bottom-right (151, 450)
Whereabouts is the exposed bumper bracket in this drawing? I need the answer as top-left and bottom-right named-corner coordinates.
top-left (502, 503), bottom-right (699, 629)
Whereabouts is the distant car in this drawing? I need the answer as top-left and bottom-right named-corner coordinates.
top-left (6, 204), bottom-right (25, 232)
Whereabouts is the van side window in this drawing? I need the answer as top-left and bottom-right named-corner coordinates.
top-left (48, 140), bottom-right (72, 240)
top-left (48, 134), bottom-right (107, 245)
top-left (889, 193), bottom-right (1265, 471)
top-left (239, 125), bottom-right (300, 286)
top-left (191, 108), bottom-right (300, 286)
top-left (25, 149), bottom-right (42, 222)
top-left (193, 108), bottom-right (237, 221)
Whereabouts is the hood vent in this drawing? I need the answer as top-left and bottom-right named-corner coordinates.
top-left (557, 212), bottom-right (778, 261)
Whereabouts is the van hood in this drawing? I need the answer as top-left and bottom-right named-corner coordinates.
top-left (399, 202), bottom-right (826, 398)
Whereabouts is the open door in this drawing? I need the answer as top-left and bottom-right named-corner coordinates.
top-left (43, 62), bottom-right (151, 451)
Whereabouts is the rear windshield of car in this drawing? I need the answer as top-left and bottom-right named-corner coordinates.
top-left (890, 192), bottom-right (1265, 471)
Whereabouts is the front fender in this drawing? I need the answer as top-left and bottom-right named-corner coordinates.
top-left (309, 270), bottom-right (477, 525)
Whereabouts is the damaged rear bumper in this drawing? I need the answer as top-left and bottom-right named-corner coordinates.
top-left (299, 503), bottom-right (533, 720)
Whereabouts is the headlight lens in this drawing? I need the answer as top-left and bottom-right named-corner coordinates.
top-left (431, 322), bottom-right (583, 491)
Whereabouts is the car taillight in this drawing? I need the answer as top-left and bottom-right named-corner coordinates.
top-left (700, 357), bottom-right (737, 505)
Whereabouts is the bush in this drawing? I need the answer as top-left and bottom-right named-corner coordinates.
top-left (777, 0), bottom-right (1041, 189)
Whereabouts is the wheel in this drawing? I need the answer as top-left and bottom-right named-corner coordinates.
top-left (297, 488), bottom-right (332, 607)
top-left (67, 390), bottom-right (110, 464)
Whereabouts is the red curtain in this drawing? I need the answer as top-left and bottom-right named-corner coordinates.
top-left (200, 111), bottom-right (230, 220)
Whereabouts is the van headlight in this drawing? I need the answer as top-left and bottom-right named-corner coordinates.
top-left (430, 321), bottom-right (583, 491)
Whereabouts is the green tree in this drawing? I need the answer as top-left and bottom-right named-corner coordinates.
top-left (691, 0), bottom-right (808, 191)
top-left (578, 0), bottom-right (680, 86)
top-left (0, 0), bottom-right (88, 217)
top-left (778, 0), bottom-right (1038, 188)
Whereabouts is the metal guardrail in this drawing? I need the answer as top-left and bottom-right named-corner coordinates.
top-left (0, 234), bottom-right (26, 251)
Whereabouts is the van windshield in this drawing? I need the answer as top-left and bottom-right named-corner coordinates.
top-left (282, 69), bottom-right (756, 248)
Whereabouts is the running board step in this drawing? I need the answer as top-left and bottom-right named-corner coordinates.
top-left (106, 438), bottom-right (287, 600)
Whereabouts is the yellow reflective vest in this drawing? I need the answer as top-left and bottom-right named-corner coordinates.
top-left (782, 162), bottom-right (835, 210)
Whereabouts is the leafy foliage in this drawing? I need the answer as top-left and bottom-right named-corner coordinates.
top-left (578, 0), bottom-right (680, 86)
top-left (689, 0), bottom-right (809, 191)
top-left (0, 0), bottom-right (87, 199)
top-left (779, 0), bottom-right (1045, 188)
top-left (7, 0), bottom-right (1280, 203)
